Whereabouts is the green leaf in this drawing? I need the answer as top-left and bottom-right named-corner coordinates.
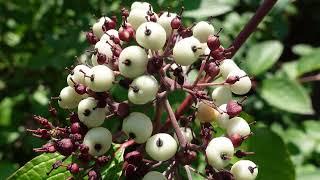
top-left (245, 41), bottom-right (283, 76)
top-left (260, 77), bottom-right (314, 115)
top-left (297, 49), bottom-right (320, 76)
top-left (292, 44), bottom-right (315, 56)
top-left (8, 153), bottom-right (71, 180)
top-left (246, 128), bottom-right (295, 180)
top-left (0, 162), bottom-right (19, 179)
top-left (101, 144), bottom-right (125, 179)
top-left (184, 0), bottom-right (238, 19)
top-left (297, 170), bottom-right (320, 180)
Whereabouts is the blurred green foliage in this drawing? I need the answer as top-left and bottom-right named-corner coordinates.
top-left (1, 0), bottom-right (320, 179)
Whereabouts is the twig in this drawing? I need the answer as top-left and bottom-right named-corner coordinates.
top-left (186, 165), bottom-right (208, 179)
top-left (184, 165), bottom-right (193, 180)
top-left (300, 73), bottom-right (320, 83)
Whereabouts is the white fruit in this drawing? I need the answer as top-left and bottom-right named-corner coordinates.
top-left (193, 21), bottom-right (215, 43)
top-left (231, 160), bottom-right (258, 180)
top-left (211, 86), bottom-right (232, 106)
top-left (173, 37), bottom-right (202, 66)
top-left (226, 117), bottom-right (251, 137)
top-left (145, 133), bottom-right (178, 161)
top-left (67, 74), bottom-right (74, 87)
top-left (227, 70), bottom-right (252, 95)
top-left (143, 171), bottom-right (167, 180)
top-left (206, 137), bottom-right (234, 169)
top-left (173, 127), bottom-right (194, 143)
top-left (128, 75), bottom-right (159, 105)
top-left (91, 40), bottom-right (113, 66)
top-left (72, 65), bottom-right (91, 85)
top-left (196, 102), bottom-right (219, 123)
top-left (131, 1), bottom-right (152, 12)
top-left (78, 97), bottom-right (106, 128)
top-left (216, 104), bottom-right (230, 129)
top-left (92, 17), bottom-right (111, 39)
top-left (122, 112), bottom-right (153, 144)
top-left (100, 29), bottom-right (123, 45)
top-left (219, 59), bottom-right (240, 78)
top-left (85, 65), bottom-right (114, 92)
top-left (58, 86), bottom-right (82, 109)
top-left (127, 9), bottom-right (150, 30)
top-left (158, 12), bottom-right (177, 37)
top-left (118, 46), bottom-right (148, 78)
top-left (136, 22), bottom-right (166, 50)
top-left (83, 127), bottom-right (112, 156)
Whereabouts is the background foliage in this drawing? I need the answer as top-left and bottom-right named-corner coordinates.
top-left (1, 0), bottom-right (320, 179)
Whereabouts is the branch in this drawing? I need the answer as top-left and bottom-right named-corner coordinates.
top-left (228, 0), bottom-right (278, 57)
top-left (164, 98), bottom-right (187, 149)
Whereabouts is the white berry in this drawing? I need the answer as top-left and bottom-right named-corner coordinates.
top-left (206, 137), bottom-right (234, 169)
top-left (193, 21), bottom-right (215, 43)
top-left (196, 102), bottom-right (219, 123)
top-left (136, 22), bottom-right (166, 50)
top-left (211, 86), bottom-right (232, 106)
top-left (127, 9), bottom-right (149, 30)
top-left (128, 75), bottom-right (159, 105)
top-left (58, 86), bottom-right (82, 109)
top-left (131, 1), bottom-right (152, 12)
top-left (83, 127), bottom-right (112, 156)
top-left (216, 104), bottom-right (230, 128)
top-left (145, 133), bottom-right (177, 161)
top-left (219, 59), bottom-right (240, 78)
top-left (173, 127), bottom-right (194, 143)
top-left (92, 17), bottom-right (111, 39)
top-left (227, 70), bottom-right (251, 95)
top-left (118, 46), bottom-right (148, 78)
top-left (231, 160), bottom-right (258, 180)
top-left (142, 171), bottom-right (167, 180)
top-left (173, 36), bottom-right (202, 66)
top-left (122, 112), bottom-right (153, 144)
top-left (226, 117), bottom-right (251, 137)
top-left (78, 97), bottom-right (106, 128)
top-left (72, 65), bottom-right (91, 85)
top-left (100, 29), bottom-right (123, 45)
top-left (85, 65), bottom-right (114, 92)
top-left (158, 12), bottom-right (177, 37)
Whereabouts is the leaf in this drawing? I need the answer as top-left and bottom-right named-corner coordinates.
top-left (245, 41), bottom-right (283, 76)
top-left (184, 0), bottom-right (238, 19)
top-left (260, 77), bottom-right (314, 115)
top-left (292, 44), bottom-right (315, 56)
top-left (8, 153), bottom-right (71, 180)
top-left (297, 170), bottom-right (320, 180)
top-left (297, 49), bottom-right (320, 76)
top-left (246, 128), bottom-right (295, 180)
top-left (0, 162), bottom-right (19, 179)
top-left (101, 144), bottom-right (125, 180)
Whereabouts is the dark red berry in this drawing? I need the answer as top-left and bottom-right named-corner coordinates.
top-left (119, 78), bottom-right (133, 89)
top-left (171, 17), bottom-right (181, 29)
top-left (147, 57), bottom-right (163, 74)
top-left (121, 8), bottom-right (129, 17)
top-left (228, 133), bottom-right (243, 147)
top-left (207, 35), bottom-right (221, 51)
top-left (226, 100), bottom-right (242, 118)
top-left (96, 155), bottom-right (111, 166)
top-left (118, 29), bottom-right (131, 42)
top-left (86, 31), bottom-right (99, 45)
top-left (225, 75), bottom-right (240, 84)
top-left (205, 62), bottom-right (220, 78)
top-left (67, 163), bottom-right (80, 174)
top-left (97, 53), bottom-right (107, 65)
top-left (75, 84), bottom-right (87, 95)
top-left (55, 138), bottom-right (76, 156)
top-left (88, 170), bottom-right (100, 180)
top-left (69, 112), bottom-right (80, 123)
top-left (115, 102), bottom-right (130, 118)
top-left (125, 151), bottom-right (143, 164)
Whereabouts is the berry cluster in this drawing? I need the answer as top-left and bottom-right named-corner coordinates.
top-left (28, 1), bottom-right (260, 179)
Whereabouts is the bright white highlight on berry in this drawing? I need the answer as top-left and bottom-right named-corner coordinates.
top-left (193, 21), bottom-right (215, 43)
top-left (128, 75), bottom-right (159, 104)
top-left (145, 133), bottom-right (178, 161)
top-left (122, 112), bottom-right (153, 144)
top-left (58, 86), bottom-right (83, 109)
top-left (136, 22), bottom-right (167, 50)
top-left (231, 160), bottom-right (258, 180)
top-left (142, 171), bottom-right (167, 180)
top-left (227, 117), bottom-right (251, 137)
top-left (77, 97), bottom-right (106, 128)
top-left (173, 36), bottom-right (202, 66)
top-left (118, 46), bottom-right (148, 78)
top-left (228, 70), bottom-right (252, 95)
top-left (83, 127), bottom-right (112, 156)
top-left (206, 137), bottom-right (234, 169)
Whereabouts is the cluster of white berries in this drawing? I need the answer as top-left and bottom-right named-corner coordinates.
top-left (49, 1), bottom-right (259, 179)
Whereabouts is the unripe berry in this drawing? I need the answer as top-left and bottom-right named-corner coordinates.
top-left (173, 36), bottom-right (202, 66)
top-left (205, 61), bottom-right (220, 78)
top-left (227, 70), bottom-right (252, 95)
top-left (158, 12), bottom-right (177, 37)
top-left (231, 160), bottom-right (258, 180)
top-left (193, 21), bottom-right (215, 43)
top-left (122, 112), bottom-right (153, 143)
top-left (145, 133), bottom-right (177, 161)
top-left (196, 102), bottom-right (219, 123)
top-left (55, 138), bottom-right (76, 156)
top-left (83, 127), bottom-right (112, 156)
top-left (118, 46), bottom-right (148, 78)
top-left (136, 22), bottom-right (166, 50)
top-left (58, 86), bottom-right (82, 109)
top-left (219, 59), bottom-right (240, 78)
top-left (85, 65), bottom-right (115, 92)
top-left (227, 117), bottom-right (251, 137)
top-left (211, 86), bottom-right (232, 106)
top-left (142, 171), bottom-right (167, 180)
top-left (216, 104), bottom-right (230, 128)
top-left (78, 97), bottom-right (106, 128)
top-left (128, 75), bottom-right (159, 105)
top-left (206, 137), bottom-right (234, 169)
top-left (173, 127), bottom-right (194, 143)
